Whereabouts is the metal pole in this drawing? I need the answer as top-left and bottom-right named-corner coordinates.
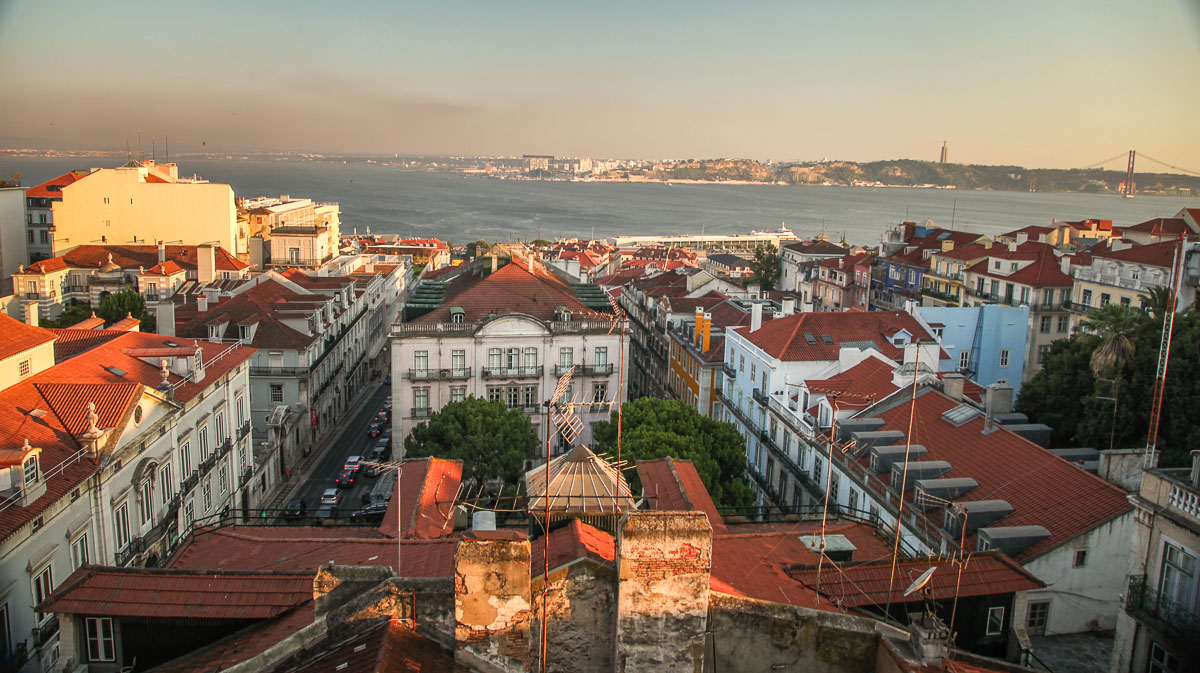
top-left (885, 343), bottom-right (922, 622)
top-left (541, 403), bottom-right (551, 673)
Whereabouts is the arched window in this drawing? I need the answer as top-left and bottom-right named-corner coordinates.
top-left (23, 453), bottom-right (39, 486)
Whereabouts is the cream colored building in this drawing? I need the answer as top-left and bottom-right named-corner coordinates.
top-left (0, 187), bottom-right (28, 295)
top-left (48, 161), bottom-right (239, 257)
top-left (243, 196), bottom-right (341, 256)
top-left (1071, 240), bottom-right (1196, 317)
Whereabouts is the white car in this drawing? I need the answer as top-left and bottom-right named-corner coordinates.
top-left (344, 456), bottom-right (362, 473)
top-left (320, 488), bottom-right (340, 508)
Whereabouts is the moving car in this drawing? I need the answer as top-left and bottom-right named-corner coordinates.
top-left (335, 469), bottom-right (357, 489)
top-left (344, 456), bottom-right (362, 473)
top-left (314, 505), bottom-right (336, 521)
top-left (366, 423), bottom-right (382, 437)
top-left (320, 488), bottom-right (341, 508)
top-left (283, 498), bottom-right (306, 519)
top-left (351, 502), bottom-right (390, 522)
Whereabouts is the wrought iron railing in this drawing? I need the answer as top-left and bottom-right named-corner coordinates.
top-left (481, 366), bottom-right (543, 379)
top-left (1125, 574), bottom-right (1200, 642)
top-left (32, 615), bottom-right (58, 648)
top-left (411, 407), bottom-right (432, 418)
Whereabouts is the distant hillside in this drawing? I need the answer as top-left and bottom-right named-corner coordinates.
top-left (638, 157), bottom-right (1200, 195)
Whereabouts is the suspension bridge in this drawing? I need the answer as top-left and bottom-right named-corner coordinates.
top-left (1078, 150), bottom-right (1200, 197)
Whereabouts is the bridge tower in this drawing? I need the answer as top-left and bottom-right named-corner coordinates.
top-left (1124, 150), bottom-right (1136, 197)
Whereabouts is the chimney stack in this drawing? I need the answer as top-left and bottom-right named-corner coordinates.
top-left (702, 312), bottom-right (712, 352)
top-left (22, 302), bottom-right (38, 327)
top-left (156, 301), bottom-right (176, 337)
top-left (1060, 255), bottom-right (1071, 275)
top-left (454, 530), bottom-right (531, 673)
top-left (157, 241), bottom-right (166, 264)
top-left (781, 297), bottom-right (795, 316)
top-left (197, 294), bottom-right (208, 313)
top-left (1007, 241), bottom-right (1017, 252)
top-left (750, 302), bottom-right (763, 332)
top-left (942, 373), bottom-right (965, 401)
top-left (694, 308), bottom-right (704, 346)
top-left (197, 244), bottom-right (216, 284)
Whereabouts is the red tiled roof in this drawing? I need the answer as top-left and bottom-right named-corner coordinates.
top-left (151, 603), bottom-right (316, 673)
top-left (25, 170), bottom-right (90, 199)
top-left (176, 279), bottom-right (321, 350)
top-left (24, 257), bottom-right (68, 273)
top-left (805, 356), bottom-right (900, 403)
top-left (42, 245), bottom-right (247, 273)
top-left (277, 618), bottom-right (467, 673)
top-left (0, 313), bottom-right (56, 361)
top-left (1089, 241), bottom-right (1177, 268)
top-left (167, 526), bottom-right (458, 577)
top-left (530, 519), bottom-right (615, 576)
top-left (40, 566), bottom-right (313, 619)
top-left (788, 550), bottom-right (1043, 608)
top-left (415, 262), bottom-right (605, 324)
top-left (637, 458), bottom-right (726, 534)
top-left (868, 389), bottom-right (1132, 561)
top-left (1117, 217), bottom-right (1192, 236)
top-left (887, 231), bottom-right (984, 267)
top-left (46, 329), bottom-right (129, 362)
top-left (64, 316), bottom-right (105, 330)
top-left (108, 316), bottom-right (141, 331)
top-left (145, 259), bottom-right (186, 275)
top-left (783, 240), bottom-right (850, 256)
top-left (380, 458), bottom-right (462, 539)
top-left (966, 247), bottom-right (1073, 288)
top-left (735, 311), bottom-right (937, 362)
top-left (594, 266), bottom-right (655, 286)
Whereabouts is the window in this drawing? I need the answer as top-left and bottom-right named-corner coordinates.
top-left (488, 348), bottom-right (502, 370)
top-left (238, 325), bottom-right (250, 342)
top-left (523, 385), bottom-right (538, 409)
top-left (414, 387), bottom-right (430, 411)
top-left (1149, 642), bottom-right (1180, 673)
top-left (1100, 292), bottom-right (1111, 307)
top-left (593, 382), bottom-right (608, 403)
top-left (32, 564), bottom-right (53, 624)
top-left (183, 499), bottom-right (194, 525)
top-left (1159, 541), bottom-right (1196, 608)
top-left (450, 386), bottom-right (466, 403)
top-left (985, 606), bottom-right (1005, 635)
top-left (958, 351), bottom-right (971, 371)
top-left (1037, 345), bottom-right (1051, 364)
top-left (932, 327), bottom-right (944, 340)
top-left (1057, 315), bottom-right (1069, 332)
top-left (180, 441), bottom-right (192, 476)
top-left (848, 488), bottom-right (858, 513)
top-left (236, 395), bottom-right (245, 427)
top-left (739, 354), bottom-right (745, 372)
top-left (114, 502), bottom-right (131, 550)
top-left (413, 350), bottom-right (429, 374)
top-left (219, 464), bottom-right (229, 495)
top-left (71, 532), bottom-right (90, 570)
top-left (594, 347), bottom-right (607, 367)
top-left (559, 347), bottom-right (573, 369)
top-left (160, 464), bottom-right (174, 503)
top-left (504, 386), bottom-right (518, 408)
top-left (1026, 601), bottom-right (1049, 636)
top-left (18, 359), bottom-right (30, 378)
top-left (1073, 549), bottom-right (1088, 568)
top-left (505, 348), bottom-right (519, 369)
top-left (998, 349), bottom-right (1010, 368)
top-left (487, 386), bottom-right (502, 403)
top-left (202, 480), bottom-right (212, 513)
top-left (451, 311), bottom-right (464, 324)
top-left (451, 349), bottom-right (466, 371)
top-left (216, 412), bottom-right (225, 442)
top-left (23, 453), bottom-right (38, 486)
top-left (199, 425), bottom-right (210, 460)
top-left (270, 384), bottom-right (283, 403)
top-left (1039, 316), bottom-right (1051, 333)
top-left (830, 473), bottom-right (840, 501)
top-left (139, 476), bottom-right (154, 525)
top-left (1082, 289), bottom-right (1092, 306)
top-left (1120, 296), bottom-right (1131, 307)
top-left (86, 617), bottom-right (116, 662)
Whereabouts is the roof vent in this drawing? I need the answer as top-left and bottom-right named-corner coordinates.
top-left (104, 366), bottom-right (128, 377)
top-left (804, 333), bottom-right (817, 345)
top-left (799, 534), bottom-right (856, 563)
top-left (164, 341), bottom-right (179, 347)
top-left (942, 404), bottom-right (981, 426)
top-left (821, 334), bottom-right (834, 345)
top-left (944, 500), bottom-right (1014, 536)
top-left (977, 525), bottom-right (1051, 557)
top-left (28, 409), bottom-right (47, 419)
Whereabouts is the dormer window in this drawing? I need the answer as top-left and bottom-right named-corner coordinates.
top-left (208, 325), bottom-right (220, 339)
top-left (239, 325), bottom-right (251, 342)
top-left (23, 453), bottom-right (39, 486)
top-left (194, 352), bottom-right (202, 371)
top-left (450, 306), bottom-right (465, 324)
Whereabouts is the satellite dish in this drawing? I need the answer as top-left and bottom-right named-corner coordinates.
top-left (903, 566), bottom-right (937, 597)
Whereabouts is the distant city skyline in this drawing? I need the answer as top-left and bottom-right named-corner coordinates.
top-left (1, 1), bottom-right (1198, 169)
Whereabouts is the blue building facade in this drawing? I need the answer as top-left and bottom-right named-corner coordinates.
top-left (917, 304), bottom-right (1030, 397)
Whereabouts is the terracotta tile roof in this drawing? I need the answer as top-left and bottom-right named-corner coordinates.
top-left (787, 550), bottom-right (1043, 608)
top-left (34, 382), bottom-right (142, 435)
top-left (0, 313), bottom-right (56, 361)
top-left (108, 316), bottom-right (141, 331)
top-left (887, 231), bottom-right (983, 267)
top-left (932, 242), bottom-right (994, 261)
top-left (150, 604), bottom-right (316, 673)
top-left (64, 315), bottom-right (105, 330)
top-left (270, 618), bottom-right (467, 673)
top-left (39, 245), bottom-right (247, 274)
top-left (41, 565), bottom-right (314, 619)
top-left (636, 458), bottom-right (726, 534)
top-left (783, 240), bottom-right (850, 255)
top-left (966, 251), bottom-right (1073, 288)
top-left (415, 262), bottom-right (605, 324)
top-left (622, 258), bottom-right (688, 271)
top-left (1088, 241), bottom-right (1177, 268)
top-left (804, 357), bottom-right (900, 403)
top-left (735, 310), bottom-right (937, 362)
top-left (1117, 217), bottom-right (1192, 236)
top-left (24, 257), bottom-right (68, 273)
top-left (816, 252), bottom-right (874, 269)
top-left (867, 388), bottom-right (1132, 561)
top-left (530, 519), bottom-right (615, 576)
top-left (25, 170), bottom-right (90, 199)
top-left (176, 279), bottom-right (321, 350)
top-left (145, 260), bottom-right (186, 275)
top-left (594, 266), bottom-right (655, 286)
top-left (279, 268), bottom-right (356, 291)
top-left (379, 458), bottom-right (462, 540)
top-left (167, 526), bottom-right (458, 577)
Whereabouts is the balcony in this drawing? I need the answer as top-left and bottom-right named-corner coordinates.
top-left (250, 365), bottom-right (308, 377)
top-left (482, 366), bottom-right (543, 379)
top-left (553, 364), bottom-right (575, 376)
top-left (1076, 268), bottom-right (1156, 293)
top-left (1125, 574), bottom-right (1200, 642)
top-left (716, 391), bottom-right (758, 432)
top-left (411, 406), bottom-right (432, 418)
top-left (410, 368), bottom-right (473, 380)
top-left (722, 363), bottom-right (735, 380)
top-left (584, 364), bottom-right (614, 376)
top-left (767, 395), bottom-right (814, 437)
top-left (33, 615), bottom-right (58, 648)
top-left (114, 535), bottom-right (146, 566)
top-left (238, 421), bottom-right (251, 440)
top-left (64, 284), bottom-right (88, 294)
top-left (920, 287), bottom-right (961, 305)
top-left (751, 388), bottom-right (768, 408)
top-left (182, 472), bottom-right (199, 494)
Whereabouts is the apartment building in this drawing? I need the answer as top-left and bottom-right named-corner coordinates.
top-left (42, 160), bottom-right (239, 257)
top-left (0, 188), bottom-right (26, 296)
top-left (391, 256), bottom-right (624, 454)
top-left (0, 314), bottom-right (253, 673)
top-left (1071, 240), bottom-right (1198, 316)
top-left (872, 222), bottom-right (985, 311)
top-left (915, 303), bottom-right (1031, 396)
top-left (22, 171), bottom-right (90, 264)
top-left (1113, 211), bottom-right (1199, 246)
top-left (811, 252), bottom-right (873, 312)
top-left (242, 195), bottom-right (341, 251)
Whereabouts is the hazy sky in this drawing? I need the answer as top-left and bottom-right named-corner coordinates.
top-left (2, 1), bottom-right (1198, 168)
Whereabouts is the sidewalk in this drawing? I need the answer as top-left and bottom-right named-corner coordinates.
top-left (265, 378), bottom-right (387, 510)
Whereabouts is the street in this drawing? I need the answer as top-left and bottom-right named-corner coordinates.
top-left (290, 383), bottom-right (394, 517)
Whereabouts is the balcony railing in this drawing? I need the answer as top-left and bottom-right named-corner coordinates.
top-left (482, 366), bottom-right (543, 379)
top-left (584, 364), bottom-right (614, 375)
top-left (751, 388), bottom-right (769, 408)
top-left (1125, 574), bottom-right (1200, 642)
top-left (64, 284), bottom-right (88, 294)
top-left (411, 406), bottom-right (432, 418)
top-left (722, 363), bottom-right (735, 380)
top-left (32, 615), bottom-right (58, 648)
top-left (408, 368), bottom-right (472, 380)
top-left (182, 472), bottom-right (199, 494)
top-left (767, 395), bottom-right (814, 437)
top-left (250, 365), bottom-right (308, 377)
top-left (553, 364), bottom-right (574, 376)
top-left (238, 422), bottom-right (251, 440)
top-left (717, 391), bottom-right (758, 432)
top-left (114, 535), bottom-right (146, 566)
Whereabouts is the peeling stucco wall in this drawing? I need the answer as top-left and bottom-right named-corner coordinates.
top-left (455, 531), bottom-right (533, 673)
top-left (532, 560), bottom-right (616, 673)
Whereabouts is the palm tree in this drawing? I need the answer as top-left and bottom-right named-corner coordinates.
top-left (1144, 285), bottom-right (1177, 323)
top-left (1079, 304), bottom-right (1143, 378)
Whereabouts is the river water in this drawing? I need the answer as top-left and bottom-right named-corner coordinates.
top-left (2, 157), bottom-right (1194, 247)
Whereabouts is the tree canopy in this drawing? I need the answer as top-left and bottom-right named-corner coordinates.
top-left (747, 244), bottom-right (781, 291)
top-left (404, 396), bottom-right (538, 486)
top-left (42, 304), bottom-right (93, 328)
top-left (1017, 306), bottom-right (1200, 466)
top-left (96, 289), bottom-right (156, 332)
top-left (592, 397), bottom-right (753, 507)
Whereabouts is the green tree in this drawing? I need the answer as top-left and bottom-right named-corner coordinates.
top-left (96, 288), bottom-right (155, 331)
top-left (1078, 304), bottom-right (1142, 378)
top-left (592, 398), bottom-right (753, 508)
top-left (530, 239), bottom-right (552, 247)
top-left (466, 239), bottom-right (490, 258)
top-left (43, 304), bottom-right (93, 328)
top-left (404, 397), bottom-right (538, 486)
top-left (747, 244), bottom-right (781, 291)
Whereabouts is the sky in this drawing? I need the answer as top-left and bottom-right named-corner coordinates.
top-left (1, 0), bottom-right (1198, 168)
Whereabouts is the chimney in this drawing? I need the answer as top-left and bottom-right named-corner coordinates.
top-left (22, 302), bottom-right (38, 327)
top-left (454, 530), bottom-right (532, 673)
top-left (750, 302), bottom-right (763, 332)
top-left (781, 297), bottom-right (795, 316)
top-left (490, 254), bottom-right (498, 272)
top-left (197, 294), bottom-right (208, 313)
top-left (746, 283), bottom-right (760, 299)
top-left (197, 244), bottom-right (216, 284)
top-left (156, 302), bottom-right (176, 337)
top-left (1060, 255), bottom-right (1071, 275)
top-left (157, 241), bottom-right (166, 264)
top-left (614, 511), bottom-right (712, 673)
top-left (1007, 241), bottom-right (1017, 252)
top-left (702, 312), bottom-right (712, 352)
top-left (192, 346), bottom-right (205, 382)
top-left (694, 308), bottom-right (704, 345)
top-left (984, 383), bottom-right (1013, 415)
top-left (204, 287), bottom-right (220, 307)
top-left (1016, 232), bottom-right (1028, 246)
top-left (942, 373), bottom-right (965, 401)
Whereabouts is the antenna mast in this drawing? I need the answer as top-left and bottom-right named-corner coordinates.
top-left (1144, 235), bottom-right (1188, 465)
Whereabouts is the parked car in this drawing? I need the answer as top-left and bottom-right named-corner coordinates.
top-left (335, 469), bottom-right (357, 489)
top-left (344, 455), bottom-right (362, 473)
top-left (283, 498), bottom-right (307, 519)
top-left (351, 502), bottom-right (390, 522)
top-left (366, 423), bottom-right (382, 437)
top-left (314, 505), bottom-right (336, 521)
top-left (320, 488), bottom-right (341, 508)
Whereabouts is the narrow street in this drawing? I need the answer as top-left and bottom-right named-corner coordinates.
top-left (290, 383), bottom-right (393, 517)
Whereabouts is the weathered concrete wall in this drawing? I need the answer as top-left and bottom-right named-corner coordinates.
top-left (614, 511), bottom-right (712, 673)
top-left (533, 560), bottom-right (616, 673)
top-left (312, 565), bottom-right (395, 617)
top-left (455, 530), bottom-right (533, 673)
top-left (395, 577), bottom-right (456, 650)
top-left (705, 593), bottom-right (881, 673)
